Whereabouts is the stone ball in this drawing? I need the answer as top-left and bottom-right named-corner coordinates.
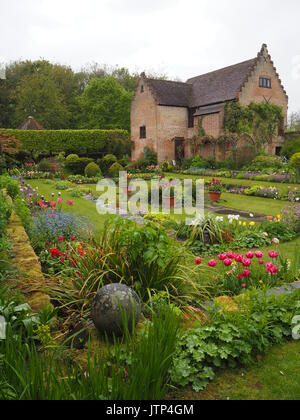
top-left (91, 283), bottom-right (142, 336)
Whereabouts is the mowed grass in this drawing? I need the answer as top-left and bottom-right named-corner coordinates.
top-left (172, 340), bottom-right (300, 400)
top-left (164, 172), bottom-right (299, 195)
top-left (27, 180), bottom-right (117, 236)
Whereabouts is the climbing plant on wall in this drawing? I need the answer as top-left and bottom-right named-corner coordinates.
top-left (224, 101), bottom-right (283, 150)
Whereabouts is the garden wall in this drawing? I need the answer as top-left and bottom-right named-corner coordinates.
top-left (2, 129), bottom-right (131, 158)
top-left (6, 195), bottom-right (51, 312)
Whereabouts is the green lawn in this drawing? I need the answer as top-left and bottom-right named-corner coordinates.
top-left (218, 192), bottom-right (287, 216)
top-left (164, 172), bottom-right (299, 195)
top-left (28, 180), bottom-right (116, 236)
top-left (173, 340), bottom-right (300, 400)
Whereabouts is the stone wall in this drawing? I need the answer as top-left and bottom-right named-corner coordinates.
top-left (6, 195), bottom-right (51, 312)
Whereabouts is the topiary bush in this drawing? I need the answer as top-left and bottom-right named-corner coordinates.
top-left (108, 162), bottom-right (124, 177)
top-left (99, 154), bottom-right (118, 175)
top-left (85, 162), bottom-right (102, 178)
top-left (65, 154), bottom-right (94, 175)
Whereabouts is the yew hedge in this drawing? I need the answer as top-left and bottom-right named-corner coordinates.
top-left (2, 129), bottom-right (131, 158)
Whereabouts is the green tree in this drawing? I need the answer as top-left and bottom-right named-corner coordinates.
top-left (14, 72), bottom-right (71, 129)
top-left (78, 76), bottom-right (132, 130)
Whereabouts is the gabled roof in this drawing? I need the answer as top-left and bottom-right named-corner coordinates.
top-left (145, 78), bottom-right (192, 107)
top-left (19, 116), bottom-right (44, 130)
top-left (141, 44), bottom-right (287, 109)
top-left (187, 58), bottom-right (258, 108)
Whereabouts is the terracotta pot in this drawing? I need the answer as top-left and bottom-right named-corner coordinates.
top-left (163, 196), bottom-right (175, 208)
top-left (208, 192), bottom-right (222, 202)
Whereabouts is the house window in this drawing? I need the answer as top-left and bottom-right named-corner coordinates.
top-left (188, 108), bottom-right (196, 128)
top-left (259, 77), bottom-right (271, 89)
top-left (141, 85), bottom-right (144, 93)
top-left (140, 126), bottom-right (146, 139)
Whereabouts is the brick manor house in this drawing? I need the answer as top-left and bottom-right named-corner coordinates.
top-left (131, 44), bottom-right (288, 163)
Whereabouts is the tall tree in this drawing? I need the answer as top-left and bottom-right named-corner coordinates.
top-left (78, 76), bottom-right (132, 130)
top-left (14, 72), bottom-right (71, 129)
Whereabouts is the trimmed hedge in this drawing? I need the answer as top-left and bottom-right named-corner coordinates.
top-left (2, 129), bottom-right (131, 158)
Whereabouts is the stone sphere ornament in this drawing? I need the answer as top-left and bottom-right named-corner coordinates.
top-left (91, 284), bottom-right (142, 337)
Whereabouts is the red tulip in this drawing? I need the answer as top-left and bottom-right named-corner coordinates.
top-left (255, 251), bottom-right (263, 259)
top-left (235, 254), bottom-right (243, 263)
top-left (218, 254), bottom-right (227, 261)
top-left (227, 251), bottom-right (235, 259)
top-left (259, 259), bottom-right (265, 265)
top-left (242, 270), bottom-right (251, 278)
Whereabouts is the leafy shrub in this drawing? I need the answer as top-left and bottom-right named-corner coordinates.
top-left (54, 180), bottom-right (73, 191)
top-left (171, 289), bottom-right (300, 392)
top-left (99, 154), bottom-right (117, 175)
top-left (0, 191), bottom-right (12, 235)
top-left (260, 221), bottom-right (295, 242)
top-left (108, 162), bottom-right (124, 177)
top-left (65, 155), bottom-right (94, 175)
top-left (159, 161), bottom-right (173, 172)
top-left (290, 152), bottom-right (300, 177)
top-left (235, 230), bottom-right (272, 249)
top-left (38, 159), bottom-right (52, 172)
top-left (282, 136), bottom-right (300, 158)
top-left (99, 219), bottom-right (204, 303)
top-left (191, 156), bottom-right (210, 169)
top-left (0, 176), bottom-right (20, 199)
top-left (85, 162), bottom-right (102, 178)
top-left (14, 196), bottom-right (34, 232)
top-left (2, 129), bottom-right (131, 158)
top-left (246, 155), bottom-right (283, 171)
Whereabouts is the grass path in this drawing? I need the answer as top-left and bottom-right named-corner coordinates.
top-left (172, 340), bottom-right (300, 400)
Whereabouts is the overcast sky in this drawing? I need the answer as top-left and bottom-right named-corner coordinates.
top-left (1, 0), bottom-right (299, 113)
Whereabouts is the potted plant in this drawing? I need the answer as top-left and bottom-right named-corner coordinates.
top-left (207, 178), bottom-right (223, 202)
top-left (162, 185), bottom-right (176, 208)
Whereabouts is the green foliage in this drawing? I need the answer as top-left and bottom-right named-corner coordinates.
top-left (247, 155), bottom-right (283, 171)
top-left (108, 162), bottom-right (124, 177)
top-left (78, 76), bottom-right (132, 131)
top-left (260, 221), bottom-right (296, 242)
top-left (171, 289), bottom-right (300, 392)
top-left (282, 137), bottom-right (300, 158)
top-left (84, 162), bottom-right (101, 178)
top-left (191, 156), bottom-right (210, 169)
top-left (2, 129), bottom-right (131, 159)
top-left (0, 192), bottom-right (12, 235)
top-left (224, 102), bottom-right (283, 148)
top-left (54, 180), bottom-right (73, 191)
top-left (38, 159), bottom-right (52, 172)
top-left (0, 176), bottom-right (19, 199)
top-left (235, 230), bottom-right (272, 249)
top-left (99, 154), bottom-right (117, 175)
top-left (13, 196), bottom-right (34, 232)
top-left (99, 219), bottom-right (205, 303)
top-left (0, 308), bottom-right (179, 400)
top-left (159, 161), bottom-right (173, 172)
top-left (65, 155), bottom-right (94, 175)
top-left (290, 152), bottom-right (300, 176)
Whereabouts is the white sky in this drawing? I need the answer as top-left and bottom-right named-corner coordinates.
top-left (0, 0), bottom-right (299, 113)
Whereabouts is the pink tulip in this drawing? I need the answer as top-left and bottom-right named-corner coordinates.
top-left (242, 270), bottom-right (251, 278)
top-left (255, 251), bottom-right (263, 259)
top-left (241, 284), bottom-right (246, 288)
top-left (218, 254), bottom-right (227, 261)
top-left (224, 258), bottom-right (233, 267)
top-left (227, 251), bottom-right (235, 259)
top-left (259, 259), bottom-right (265, 265)
top-left (268, 251), bottom-right (279, 259)
top-left (195, 257), bottom-right (202, 266)
top-left (208, 260), bottom-right (217, 267)
top-left (242, 258), bottom-right (251, 267)
top-left (271, 265), bottom-right (278, 275)
top-left (235, 254), bottom-right (243, 263)
top-left (246, 252), bottom-right (254, 259)
top-left (266, 262), bottom-right (274, 273)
